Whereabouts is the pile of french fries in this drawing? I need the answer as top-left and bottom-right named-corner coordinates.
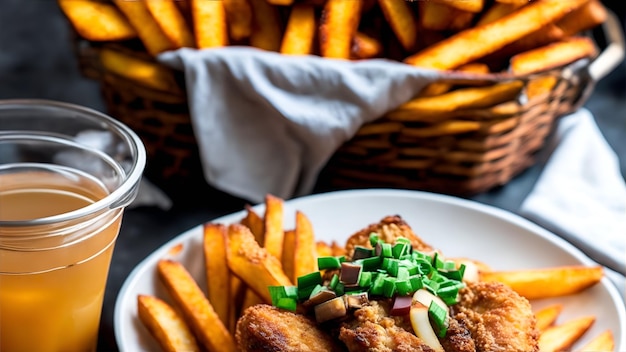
top-left (137, 194), bottom-right (615, 352)
top-left (58, 0), bottom-right (608, 98)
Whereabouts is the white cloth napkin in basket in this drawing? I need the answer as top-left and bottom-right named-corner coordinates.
top-left (158, 47), bottom-right (625, 285)
top-left (158, 47), bottom-right (444, 203)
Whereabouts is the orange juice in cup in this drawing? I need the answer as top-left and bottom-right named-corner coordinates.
top-left (0, 100), bottom-right (145, 351)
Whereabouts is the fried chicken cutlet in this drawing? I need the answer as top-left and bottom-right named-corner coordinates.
top-left (344, 215), bottom-right (434, 260)
top-left (235, 304), bottom-right (343, 352)
top-left (451, 281), bottom-right (539, 352)
top-left (236, 216), bottom-right (539, 352)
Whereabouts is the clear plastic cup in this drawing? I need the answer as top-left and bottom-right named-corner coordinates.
top-left (0, 99), bottom-right (146, 351)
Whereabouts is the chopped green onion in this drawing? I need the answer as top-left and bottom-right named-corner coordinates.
top-left (329, 273), bottom-right (340, 290)
top-left (297, 271), bottom-right (322, 288)
top-left (359, 271), bottom-right (372, 287)
top-left (369, 233), bottom-right (380, 247)
top-left (269, 286), bottom-right (298, 307)
top-left (318, 256), bottom-right (342, 270)
top-left (395, 279), bottom-right (412, 296)
top-left (428, 301), bottom-right (448, 338)
top-left (277, 297), bottom-right (297, 311)
top-left (383, 277), bottom-right (396, 298)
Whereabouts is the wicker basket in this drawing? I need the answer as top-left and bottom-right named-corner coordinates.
top-left (71, 13), bottom-right (623, 200)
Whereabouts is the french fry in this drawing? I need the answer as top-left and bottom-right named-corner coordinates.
top-left (479, 265), bottom-right (604, 300)
top-left (431, 0), bottom-right (485, 13)
top-left (282, 229), bottom-right (297, 282)
top-left (509, 37), bottom-right (598, 75)
top-left (280, 4), bottom-right (317, 56)
top-left (190, 0), bottom-right (229, 49)
top-left (240, 290), bottom-right (266, 311)
top-left (448, 9), bottom-right (476, 32)
top-left (475, 2), bottom-right (523, 27)
top-left (419, 1), bottom-right (456, 31)
top-left (263, 194), bottom-right (285, 262)
top-left (293, 211), bottom-right (318, 280)
top-left (556, 0), bottom-right (607, 36)
top-left (495, 0), bottom-right (534, 5)
top-left (387, 80), bottom-right (524, 122)
top-left (99, 48), bottom-right (181, 93)
top-left (418, 62), bottom-right (491, 97)
top-left (248, 0), bottom-right (283, 52)
top-left (526, 76), bottom-right (558, 100)
top-left (223, 0), bottom-right (253, 41)
top-left (534, 304), bottom-right (563, 332)
top-left (351, 32), bottom-right (383, 60)
top-left (112, 0), bottom-right (174, 56)
top-left (144, 0), bottom-right (195, 49)
top-left (316, 240), bottom-right (334, 257)
top-left (57, 0), bottom-right (137, 42)
top-left (225, 223), bottom-right (293, 304)
top-left (240, 205), bottom-right (265, 244)
top-left (378, 0), bottom-right (418, 51)
top-left (266, 0), bottom-right (294, 6)
top-left (576, 330), bottom-right (615, 352)
top-left (137, 295), bottom-right (200, 352)
top-left (202, 223), bottom-right (230, 326)
top-left (538, 316), bottom-right (595, 352)
top-left (157, 259), bottom-right (237, 352)
top-left (404, 0), bottom-right (591, 70)
top-left (319, 0), bottom-right (362, 59)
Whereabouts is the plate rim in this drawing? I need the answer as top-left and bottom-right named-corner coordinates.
top-left (114, 188), bottom-right (626, 351)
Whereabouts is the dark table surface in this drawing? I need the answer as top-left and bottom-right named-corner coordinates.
top-left (1, 1), bottom-right (625, 351)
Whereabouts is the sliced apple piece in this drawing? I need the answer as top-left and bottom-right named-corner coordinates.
top-left (410, 303), bottom-right (445, 352)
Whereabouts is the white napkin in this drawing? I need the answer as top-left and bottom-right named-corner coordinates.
top-left (520, 108), bottom-right (626, 277)
top-left (158, 47), bottom-right (444, 203)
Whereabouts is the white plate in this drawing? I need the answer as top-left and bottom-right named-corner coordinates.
top-left (115, 189), bottom-right (626, 351)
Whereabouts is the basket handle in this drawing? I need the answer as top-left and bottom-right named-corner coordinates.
top-left (564, 10), bottom-right (625, 112)
top-left (588, 9), bottom-right (625, 81)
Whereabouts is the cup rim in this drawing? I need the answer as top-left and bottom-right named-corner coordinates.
top-left (0, 99), bottom-right (147, 226)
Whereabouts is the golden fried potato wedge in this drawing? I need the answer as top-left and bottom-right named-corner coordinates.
top-left (404, 0), bottom-right (590, 70)
top-left (137, 295), bottom-right (200, 352)
top-left (263, 194), bottom-right (285, 262)
top-left (351, 32), bottom-right (383, 60)
top-left (282, 229), bottom-right (297, 282)
top-left (419, 1), bottom-right (455, 31)
top-left (293, 211), bottom-right (318, 280)
top-left (203, 223), bottom-right (230, 326)
top-left (280, 4), bottom-right (316, 55)
top-left (240, 205), bottom-right (265, 244)
top-left (557, 0), bottom-right (607, 36)
top-left (510, 37), bottom-right (598, 75)
top-left (157, 259), bottom-right (237, 352)
top-left (223, 0), bottom-right (253, 41)
top-left (144, 0), bottom-right (195, 49)
top-left (538, 316), bottom-right (595, 352)
top-left (58, 0), bottom-right (137, 42)
top-left (534, 304), bottom-right (563, 332)
top-left (431, 0), bottom-right (485, 13)
top-left (480, 265), bottom-right (604, 300)
top-left (319, 0), bottom-right (362, 59)
top-left (476, 2), bottom-right (524, 26)
top-left (99, 48), bottom-right (181, 92)
top-left (378, 0), bottom-right (418, 51)
top-left (576, 330), bottom-right (615, 352)
top-left (226, 223), bottom-right (293, 304)
top-left (387, 80), bottom-right (524, 122)
top-left (418, 62), bottom-right (490, 97)
top-left (112, 0), bottom-right (174, 56)
top-left (191, 0), bottom-right (229, 48)
top-left (248, 0), bottom-right (283, 51)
